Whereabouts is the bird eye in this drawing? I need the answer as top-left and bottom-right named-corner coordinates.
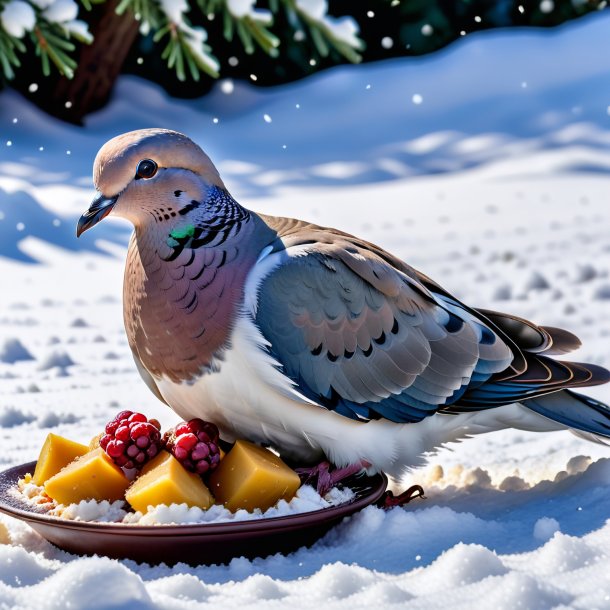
top-left (136, 159), bottom-right (158, 179)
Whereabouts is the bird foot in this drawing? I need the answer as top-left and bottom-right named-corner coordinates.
top-left (378, 485), bottom-right (426, 510)
top-left (296, 460), bottom-right (368, 496)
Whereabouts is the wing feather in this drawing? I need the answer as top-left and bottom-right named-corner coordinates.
top-left (254, 230), bottom-right (513, 423)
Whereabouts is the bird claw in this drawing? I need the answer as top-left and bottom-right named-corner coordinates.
top-left (378, 485), bottom-right (426, 510)
top-left (296, 461), bottom-right (365, 496)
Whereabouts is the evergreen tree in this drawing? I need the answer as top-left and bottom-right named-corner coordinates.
top-left (0, 0), bottom-right (606, 123)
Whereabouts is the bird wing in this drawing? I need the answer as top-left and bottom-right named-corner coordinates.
top-left (252, 217), bottom-right (515, 423)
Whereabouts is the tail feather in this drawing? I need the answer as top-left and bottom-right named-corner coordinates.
top-left (477, 308), bottom-right (582, 355)
top-left (522, 389), bottom-right (610, 440)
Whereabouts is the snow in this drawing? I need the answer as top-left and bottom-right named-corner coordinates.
top-left (36, 350), bottom-right (75, 373)
top-left (181, 24), bottom-right (220, 76)
top-left (158, 0), bottom-right (188, 24)
top-left (42, 0), bottom-right (78, 24)
top-left (294, 0), bottom-right (361, 49)
top-left (0, 406), bottom-right (35, 427)
top-left (533, 517), bottom-right (560, 541)
top-left (0, 338), bottom-right (34, 364)
top-left (1, 11), bottom-right (610, 609)
top-left (0, 0), bottom-right (35, 38)
top-left (15, 479), bottom-right (354, 525)
top-left (63, 19), bottom-right (93, 44)
top-left (227, 0), bottom-right (272, 24)
top-left (0, 0), bottom-right (92, 43)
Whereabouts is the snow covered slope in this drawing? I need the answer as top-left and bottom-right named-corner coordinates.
top-left (0, 11), bottom-right (609, 610)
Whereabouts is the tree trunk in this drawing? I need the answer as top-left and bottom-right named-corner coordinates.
top-left (41, 0), bottom-right (139, 124)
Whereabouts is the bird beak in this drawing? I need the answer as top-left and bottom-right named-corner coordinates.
top-left (77, 191), bottom-right (118, 237)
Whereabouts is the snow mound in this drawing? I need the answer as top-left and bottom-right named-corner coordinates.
top-left (0, 337), bottom-right (34, 363)
top-left (37, 411), bottom-right (79, 428)
top-left (0, 545), bottom-right (54, 587)
top-left (413, 543), bottom-right (507, 593)
top-left (479, 572), bottom-right (570, 610)
top-left (69, 317), bottom-right (89, 328)
top-left (532, 533), bottom-right (599, 575)
top-left (37, 349), bottom-right (75, 372)
top-left (306, 562), bottom-right (376, 600)
top-left (0, 406), bottom-right (35, 427)
top-left (533, 517), bottom-right (560, 541)
top-left (229, 573), bottom-right (287, 601)
top-left (26, 558), bottom-right (153, 610)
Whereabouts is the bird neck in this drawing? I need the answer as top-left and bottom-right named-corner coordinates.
top-left (124, 209), bottom-right (276, 383)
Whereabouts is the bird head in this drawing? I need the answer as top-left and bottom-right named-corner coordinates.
top-left (77, 129), bottom-right (226, 237)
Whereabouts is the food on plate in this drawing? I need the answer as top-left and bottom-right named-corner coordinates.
top-left (44, 447), bottom-right (129, 504)
top-left (88, 433), bottom-right (103, 451)
top-left (0, 522), bottom-right (9, 545)
top-left (163, 418), bottom-right (221, 475)
top-left (32, 433), bottom-right (89, 486)
top-left (125, 451), bottom-right (214, 513)
top-left (19, 412), bottom-right (331, 522)
top-left (99, 410), bottom-right (163, 469)
top-left (209, 440), bottom-right (301, 512)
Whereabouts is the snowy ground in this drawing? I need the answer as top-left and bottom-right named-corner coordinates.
top-left (1, 12), bottom-right (610, 610)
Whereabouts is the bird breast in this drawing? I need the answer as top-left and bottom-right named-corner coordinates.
top-left (123, 230), bottom-right (245, 383)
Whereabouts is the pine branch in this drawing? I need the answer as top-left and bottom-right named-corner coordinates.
top-left (0, 28), bottom-right (25, 80)
top-left (0, 0), bottom-right (362, 84)
top-left (197, 0), bottom-right (279, 57)
top-left (115, 0), bottom-right (162, 29)
top-left (32, 24), bottom-right (77, 78)
top-left (279, 0), bottom-right (364, 63)
top-left (154, 19), bottom-right (219, 80)
top-left (0, 0), bottom-right (93, 80)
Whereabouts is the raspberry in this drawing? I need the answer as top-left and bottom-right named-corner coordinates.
top-left (163, 418), bottom-right (221, 475)
top-left (100, 411), bottom-right (162, 470)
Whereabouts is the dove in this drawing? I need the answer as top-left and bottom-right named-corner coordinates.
top-left (78, 128), bottom-right (610, 487)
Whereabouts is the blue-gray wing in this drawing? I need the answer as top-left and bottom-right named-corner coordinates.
top-left (254, 237), bottom-right (514, 423)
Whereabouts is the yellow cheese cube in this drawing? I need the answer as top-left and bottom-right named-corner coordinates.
top-left (139, 449), bottom-right (173, 476)
top-left (44, 448), bottom-right (129, 504)
top-left (0, 522), bottom-right (10, 545)
top-left (208, 440), bottom-right (301, 512)
top-left (125, 453), bottom-right (214, 513)
top-left (32, 433), bottom-right (89, 486)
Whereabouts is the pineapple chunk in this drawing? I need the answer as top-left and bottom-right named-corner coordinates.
top-left (208, 440), bottom-right (301, 512)
top-left (44, 448), bottom-right (129, 504)
top-left (32, 433), bottom-right (89, 486)
top-left (125, 453), bottom-right (214, 513)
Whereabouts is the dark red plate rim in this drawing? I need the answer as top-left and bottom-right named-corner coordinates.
top-left (0, 461), bottom-right (387, 536)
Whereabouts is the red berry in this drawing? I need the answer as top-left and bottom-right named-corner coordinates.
top-left (176, 433), bottom-right (197, 451)
top-left (114, 410), bottom-right (133, 421)
top-left (163, 418), bottom-right (220, 476)
top-left (106, 440), bottom-right (124, 458)
top-left (175, 422), bottom-right (191, 437)
top-left (115, 426), bottom-right (130, 441)
top-left (101, 411), bottom-right (163, 471)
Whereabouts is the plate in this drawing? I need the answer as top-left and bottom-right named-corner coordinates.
top-left (0, 461), bottom-right (387, 565)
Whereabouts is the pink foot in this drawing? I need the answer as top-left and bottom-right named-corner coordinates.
top-left (296, 460), bottom-right (369, 495)
top-left (378, 485), bottom-right (426, 509)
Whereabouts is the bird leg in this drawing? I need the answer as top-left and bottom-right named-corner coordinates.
top-left (378, 485), bottom-right (426, 509)
top-left (296, 460), bottom-right (370, 496)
